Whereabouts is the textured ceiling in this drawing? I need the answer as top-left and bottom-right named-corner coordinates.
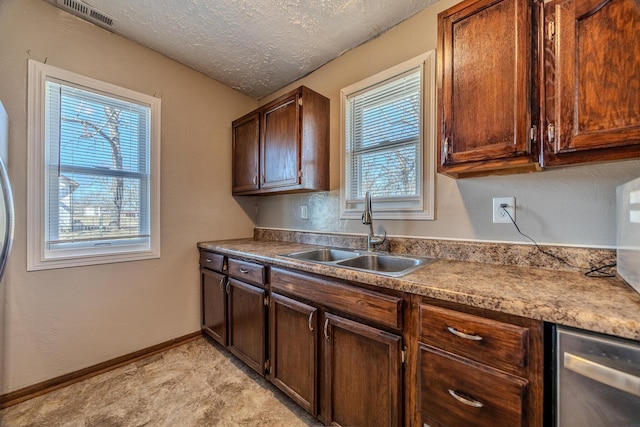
top-left (47, 0), bottom-right (438, 98)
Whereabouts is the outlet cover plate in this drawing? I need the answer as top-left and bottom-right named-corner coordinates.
top-left (493, 197), bottom-right (515, 223)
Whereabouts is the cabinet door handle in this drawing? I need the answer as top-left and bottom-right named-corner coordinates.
top-left (308, 312), bottom-right (314, 332)
top-left (219, 276), bottom-right (225, 291)
top-left (225, 281), bottom-right (230, 294)
top-left (448, 389), bottom-right (484, 408)
top-left (239, 268), bottom-right (249, 274)
top-left (323, 318), bottom-right (330, 340)
top-left (252, 175), bottom-right (258, 186)
top-left (447, 326), bottom-right (483, 341)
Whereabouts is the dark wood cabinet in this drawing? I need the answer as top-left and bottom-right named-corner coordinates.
top-left (270, 267), bottom-right (404, 426)
top-left (437, 0), bottom-right (640, 178)
top-left (419, 345), bottom-right (528, 427)
top-left (227, 278), bottom-right (267, 374)
top-left (232, 86), bottom-right (329, 195)
top-left (269, 292), bottom-right (318, 416)
top-left (199, 250), bottom-right (268, 376)
top-left (322, 312), bottom-right (402, 427)
top-left (201, 268), bottom-right (227, 346)
top-left (231, 112), bottom-right (260, 193)
top-left (542, 0), bottom-right (640, 166)
top-left (261, 92), bottom-right (301, 190)
top-left (437, 0), bottom-right (541, 178)
top-left (415, 298), bottom-right (544, 427)
top-left (200, 251), bottom-right (227, 346)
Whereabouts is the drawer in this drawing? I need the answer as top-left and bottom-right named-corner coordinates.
top-left (271, 268), bottom-right (402, 329)
top-left (227, 258), bottom-right (265, 286)
top-left (419, 344), bottom-right (527, 427)
top-left (419, 304), bottom-right (528, 369)
top-left (199, 250), bottom-right (225, 272)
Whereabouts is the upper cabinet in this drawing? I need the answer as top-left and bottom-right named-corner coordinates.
top-left (437, 0), bottom-right (541, 178)
top-left (437, 0), bottom-right (639, 178)
top-left (542, 0), bottom-right (640, 167)
top-left (232, 86), bottom-right (330, 195)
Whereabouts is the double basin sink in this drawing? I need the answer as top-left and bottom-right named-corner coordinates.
top-left (281, 247), bottom-right (437, 277)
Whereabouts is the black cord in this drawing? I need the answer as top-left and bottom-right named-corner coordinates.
top-left (501, 207), bottom-right (616, 278)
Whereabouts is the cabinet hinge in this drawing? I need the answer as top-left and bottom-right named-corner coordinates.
top-left (298, 97), bottom-right (303, 107)
top-left (264, 295), bottom-right (270, 306)
top-left (264, 359), bottom-right (270, 373)
top-left (547, 20), bottom-right (555, 40)
top-left (530, 125), bottom-right (537, 144)
top-left (547, 123), bottom-right (555, 143)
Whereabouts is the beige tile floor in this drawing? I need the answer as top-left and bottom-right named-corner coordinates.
top-left (0, 337), bottom-right (322, 426)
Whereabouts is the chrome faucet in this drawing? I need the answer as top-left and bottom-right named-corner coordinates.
top-left (362, 191), bottom-right (386, 251)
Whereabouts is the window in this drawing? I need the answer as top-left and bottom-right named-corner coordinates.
top-left (28, 60), bottom-right (160, 270)
top-left (340, 51), bottom-right (435, 220)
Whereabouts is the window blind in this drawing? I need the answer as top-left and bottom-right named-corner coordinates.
top-left (44, 79), bottom-right (151, 249)
top-left (345, 67), bottom-right (421, 202)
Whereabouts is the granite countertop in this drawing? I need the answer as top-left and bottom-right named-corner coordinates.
top-left (198, 238), bottom-right (640, 341)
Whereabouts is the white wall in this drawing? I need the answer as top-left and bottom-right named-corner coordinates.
top-left (255, 0), bottom-right (640, 248)
top-left (0, 0), bottom-right (257, 393)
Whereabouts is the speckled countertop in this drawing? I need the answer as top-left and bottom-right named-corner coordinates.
top-left (198, 238), bottom-right (640, 342)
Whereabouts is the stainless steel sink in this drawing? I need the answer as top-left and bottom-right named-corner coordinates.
top-left (280, 247), bottom-right (436, 277)
top-left (283, 248), bottom-right (361, 262)
top-left (337, 254), bottom-right (424, 273)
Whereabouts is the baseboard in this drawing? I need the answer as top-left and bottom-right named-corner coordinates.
top-left (0, 331), bottom-right (202, 409)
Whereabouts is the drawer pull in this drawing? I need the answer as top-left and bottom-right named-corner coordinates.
top-left (323, 318), bottom-right (330, 340)
top-left (239, 268), bottom-right (250, 274)
top-left (308, 312), bottom-right (314, 332)
top-left (447, 326), bottom-right (483, 341)
top-left (448, 389), bottom-right (484, 408)
top-left (205, 258), bottom-right (212, 263)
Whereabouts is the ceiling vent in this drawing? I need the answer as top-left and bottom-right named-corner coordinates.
top-left (55, 0), bottom-right (115, 30)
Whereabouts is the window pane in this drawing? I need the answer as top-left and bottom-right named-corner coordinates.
top-left (50, 172), bottom-right (148, 244)
top-left (353, 143), bottom-right (418, 199)
top-left (45, 80), bottom-right (150, 247)
top-left (346, 67), bottom-right (421, 201)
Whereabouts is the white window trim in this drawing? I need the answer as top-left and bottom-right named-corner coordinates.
top-left (27, 60), bottom-right (161, 270)
top-left (340, 51), bottom-right (436, 220)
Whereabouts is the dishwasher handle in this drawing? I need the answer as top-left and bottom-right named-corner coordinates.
top-left (564, 352), bottom-right (640, 397)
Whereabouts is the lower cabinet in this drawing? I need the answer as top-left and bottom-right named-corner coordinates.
top-left (415, 297), bottom-right (544, 427)
top-left (200, 250), bottom-right (267, 376)
top-left (270, 267), bottom-right (405, 426)
top-left (201, 268), bottom-right (227, 346)
top-left (227, 278), bottom-right (267, 374)
top-left (419, 345), bottom-right (528, 427)
top-left (269, 292), bottom-right (318, 416)
top-left (322, 312), bottom-right (402, 427)
top-left (200, 250), bottom-right (547, 426)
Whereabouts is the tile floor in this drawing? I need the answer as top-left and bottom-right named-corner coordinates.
top-left (0, 337), bottom-right (322, 426)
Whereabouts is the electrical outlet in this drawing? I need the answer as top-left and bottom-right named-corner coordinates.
top-left (300, 205), bottom-right (309, 220)
top-left (493, 197), bottom-right (515, 224)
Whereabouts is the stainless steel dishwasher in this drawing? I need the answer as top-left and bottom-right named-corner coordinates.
top-left (556, 326), bottom-right (640, 426)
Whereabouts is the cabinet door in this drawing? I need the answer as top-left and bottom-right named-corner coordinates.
top-left (438, 0), bottom-right (538, 177)
top-left (322, 313), bottom-right (402, 427)
top-left (543, 0), bottom-right (640, 166)
top-left (201, 268), bottom-right (227, 346)
top-left (260, 92), bottom-right (301, 190)
top-left (232, 112), bottom-right (260, 194)
top-left (227, 278), bottom-right (266, 375)
top-left (269, 293), bottom-right (318, 416)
